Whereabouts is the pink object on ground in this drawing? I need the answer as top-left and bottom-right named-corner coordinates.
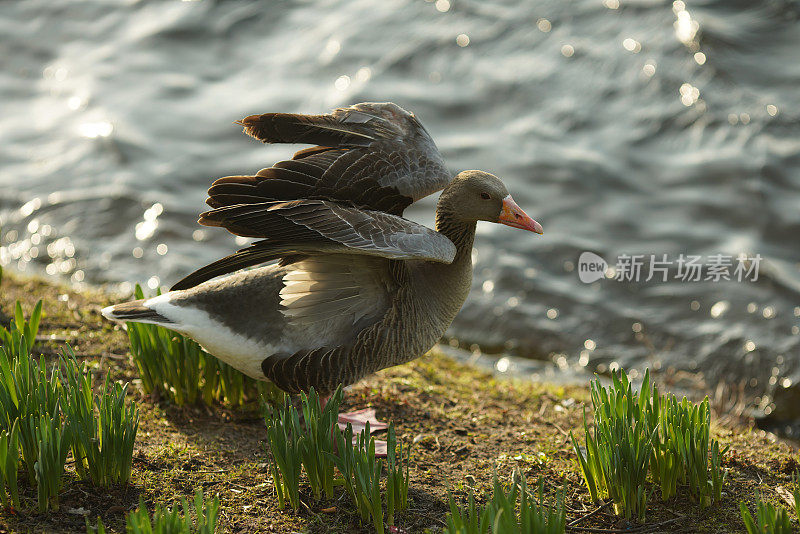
top-left (337, 408), bottom-right (389, 433)
top-left (338, 408), bottom-right (389, 457)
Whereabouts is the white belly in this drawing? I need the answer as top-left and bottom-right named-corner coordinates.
top-left (145, 294), bottom-right (274, 380)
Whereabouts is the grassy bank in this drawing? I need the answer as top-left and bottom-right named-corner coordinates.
top-left (0, 270), bottom-right (798, 533)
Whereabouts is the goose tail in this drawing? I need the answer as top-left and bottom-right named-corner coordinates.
top-left (101, 298), bottom-right (175, 326)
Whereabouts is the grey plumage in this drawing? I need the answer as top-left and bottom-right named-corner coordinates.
top-left (102, 102), bottom-right (540, 395)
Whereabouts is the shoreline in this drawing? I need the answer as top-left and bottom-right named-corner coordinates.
top-left (6, 264), bottom-right (799, 439)
top-left (0, 269), bottom-right (798, 533)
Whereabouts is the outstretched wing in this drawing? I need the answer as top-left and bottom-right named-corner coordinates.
top-left (206, 102), bottom-right (450, 216)
top-left (171, 199), bottom-right (455, 290)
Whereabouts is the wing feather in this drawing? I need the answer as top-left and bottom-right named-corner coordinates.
top-left (207, 103), bottom-right (450, 216)
top-left (171, 199), bottom-right (455, 290)
top-left (278, 257), bottom-right (393, 329)
top-left (175, 103), bottom-right (452, 291)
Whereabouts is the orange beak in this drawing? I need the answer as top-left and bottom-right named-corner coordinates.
top-left (498, 195), bottom-right (543, 234)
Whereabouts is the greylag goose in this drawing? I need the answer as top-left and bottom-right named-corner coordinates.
top-left (102, 102), bottom-right (542, 421)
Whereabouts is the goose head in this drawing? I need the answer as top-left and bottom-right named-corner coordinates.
top-left (438, 170), bottom-right (543, 234)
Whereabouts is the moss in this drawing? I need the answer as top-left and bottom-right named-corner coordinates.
top-left (0, 270), bottom-right (798, 533)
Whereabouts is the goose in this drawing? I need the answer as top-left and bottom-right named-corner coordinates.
top-left (102, 102), bottom-right (542, 429)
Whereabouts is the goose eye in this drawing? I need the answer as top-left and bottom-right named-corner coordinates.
top-left (480, 192), bottom-right (491, 200)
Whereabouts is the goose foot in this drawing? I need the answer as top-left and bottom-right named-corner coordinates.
top-left (318, 394), bottom-right (389, 456)
top-left (336, 408), bottom-right (388, 433)
top-left (338, 409), bottom-right (389, 457)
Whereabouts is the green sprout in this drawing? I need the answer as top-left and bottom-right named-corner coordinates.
top-left (262, 395), bottom-right (303, 510)
top-left (31, 413), bottom-right (70, 512)
top-left (386, 422), bottom-right (411, 526)
top-left (89, 488), bottom-right (220, 534)
top-left (0, 343), bottom-right (63, 485)
top-left (446, 473), bottom-right (565, 534)
top-left (653, 394), bottom-right (728, 506)
top-left (328, 421), bottom-right (411, 533)
top-left (447, 486), bottom-right (487, 534)
top-left (262, 386), bottom-right (411, 529)
top-left (572, 371), bottom-right (653, 522)
top-left (0, 300), bottom-right (42, 359)
top-left (61, 350), bottom-right (139, 486)
top-left (740, 495), bottom-right (793, 534)
top-left (332, 420), bottom-right (385, 533)
top-left (297, 387), bottom-right (341, 500)
top-left (0, 420), bottom-right (21, 509)
top-left (0, 301), bottom-right (144, 512)
top-left (572, 368), bottom-right (728, 521)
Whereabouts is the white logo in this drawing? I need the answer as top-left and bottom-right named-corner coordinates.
top-left (576, 251), bottom-right (762, 283)
top-left (578, 251), bottom-right (608, 283)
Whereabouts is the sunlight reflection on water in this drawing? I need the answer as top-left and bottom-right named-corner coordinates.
top-left (1, 0), bottom-right (799, 428)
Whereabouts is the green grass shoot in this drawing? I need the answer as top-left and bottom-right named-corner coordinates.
top-left (297, 387), bottom-right (341, 500)
top-left (263, 386), bottom-right (412, 530)
top-left (328, 421), bottom-right (412, 533)
top-left (333, 420), bottom-right (385, 533)
top-left (31, 413), bottom-right (70, 512)
top-left (652, 393), bottom-right (728, 506)
top-left (0, 420), bottom-right (21, 509)
top-left (0, 301), bottom-right (64, 501)
top-left (740, 495), bottom-right (793, 534)
top-left (262, 395), bottom-right (303, 510)
top-left (0, 300), bottom-right (42, 359)
top-left (354, 426), bottom-right (385, 534)
top-left (0, 342), bottom-right (63, 485)
top-left (446, 473), bottom-right (566, 534)
top-left (0, 300), bottom-right (143, 512)
top-left (61, 350), bottom-right (139, 486)
top-left (447, 486), bottom-right (487, 534)
top-left (572, 368), bottom-right (728, 521)
top-left (572, 370), bottom-right (653, 522)
top-left (386, 422), bottom-right (411, 526)
top-left (89, 488), bottom-right (220, 534)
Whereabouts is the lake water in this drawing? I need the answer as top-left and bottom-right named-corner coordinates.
top-left (1, 0), bottom-right (799, 431)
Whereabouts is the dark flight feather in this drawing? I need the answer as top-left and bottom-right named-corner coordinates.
top-left (175, 102), bottom-right (452, 290)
